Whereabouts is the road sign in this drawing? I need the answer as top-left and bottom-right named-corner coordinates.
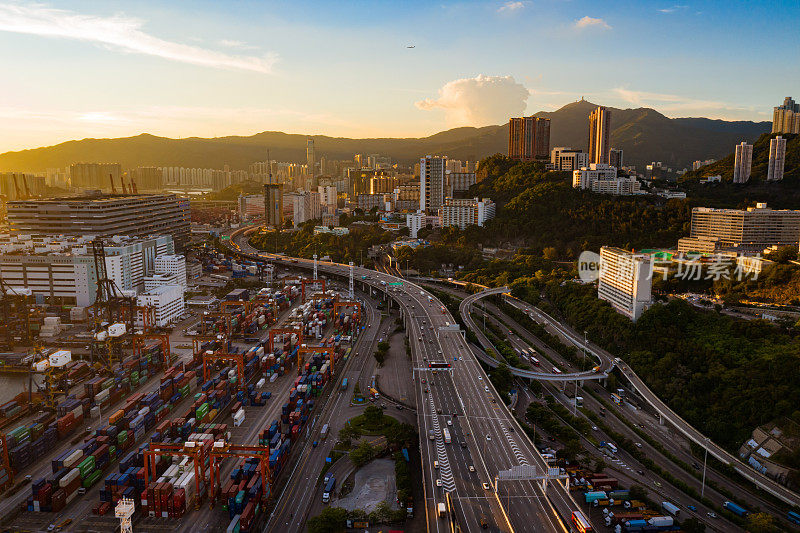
top-left (388, 282), bottom-right (403, 286)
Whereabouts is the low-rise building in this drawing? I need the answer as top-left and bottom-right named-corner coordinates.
top-left (137, 285), bottom-right (184, 327)
top-left (573, 164), bottom-right (642, 196)
top-left (551, 147), bottom-right (591, 171)
top-left (154, 254), bottom-right (187, 289)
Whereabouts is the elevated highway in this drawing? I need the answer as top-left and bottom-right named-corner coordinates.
top-left (460, 287), bottom-right (609, 381)
top-left (223, 226), bottom-right (587, 532)
top-left (430, 276), bottom-right (800, 509)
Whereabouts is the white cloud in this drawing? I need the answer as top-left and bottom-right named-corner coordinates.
top-left (498, 1), bottom-right (526, 14)
top-left (574, 16), bottom-right (611, 30)
top-left (611, 87), bottom-right (767, 119)
top-left (658, 5), bottom-right (688, 13)
top-left (218, 39), bottom-right (258, 50)
top-left (0, 3), bottom-right (277, 73)
top-left (415, 75), bottom-right (529, 126)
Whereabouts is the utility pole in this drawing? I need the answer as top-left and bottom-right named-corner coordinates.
top-left (701, 437), bottom-right (709, 498)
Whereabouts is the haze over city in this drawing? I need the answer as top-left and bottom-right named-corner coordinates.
top-left (0, 0), bottom-right (798, 151)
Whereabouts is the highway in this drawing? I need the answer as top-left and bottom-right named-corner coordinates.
top-left (228, 228), bottom-right (579, 532)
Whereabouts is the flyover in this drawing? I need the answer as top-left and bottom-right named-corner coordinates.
top-left (460, 286), bottom-right (610, 381)
top-left (223, 227), bottom-right (584, 532)
top-left (440, 277), bottom-right (800, 509)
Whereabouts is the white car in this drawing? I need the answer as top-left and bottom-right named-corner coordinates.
top-left (486, 435), bottom-right (491, 441)
top-left (436, 479), bottom-right (442, 487)
top-left (469, 465), bottom-right (475, 472)
top-left (447, 420), bottom-right (452, 426)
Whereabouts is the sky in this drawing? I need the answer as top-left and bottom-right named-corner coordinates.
top-left (0, 0), bottom-right (797, 152)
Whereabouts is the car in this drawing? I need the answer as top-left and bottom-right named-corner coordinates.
top-left (437, 408), bottom-right (442, 414)
top-left (312, 440), bottom-right (318, 447)
top-left (447, 419), bottom-right (452, 426)
top-left (636, 470), bottom-right (645, 475)
top-left (491, 399), bottom-right (496, 403)
top-left (707, 512), bottom-right (717, 518)
top-left (482, 482), bottom-right (491, 490)
top-left (47, 526), bottom-right (56, 532)
top-left (592, 426), bottom-right (598, 431)
top-left (424, 389), bottom-right (429, 393)
top-left (468, 465), bottom-right (475, 472)
top-left (436, 479), bottom-right (442, 487)
top-left (422, 379), bottom-right (426, 384)
top-left (549, 436), bottom-right (556, 442)
top-left (486, 435), bottom-right (491, 441)
top-left (654, 481), bottom-right (662, 488)
top-left (635, 442), bottom-right (643, 448)
top-left (397, 405), bottom-right (403, 410)
top-left (452, 412), bottom-right (457, 417)
top-left (478, 376), bottom-right (482, 380)
top-left (480, 517), bottom-right (489, 529)
top-left (460, 441), bottom-right (467, 449)
top-left (692, 462), bottom-right (700, 470)
top-left (687, 505), bottom-right (697, 512)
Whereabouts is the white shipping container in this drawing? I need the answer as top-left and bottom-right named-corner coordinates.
top-left (95, 330), bottom-right (108, 341)
top-left (59, 468), bottom-right (81, 487)
top-left (270, 374), bottom-right (277, 383)
top-left (139, 406), bottom-right (150, 417)
top-left (71, 406), bottom-right (84, 419)
top-left (257, 378), bottom-right (265, 388)
top-left (49, 350), bottom-right (72, 367)
top-left (64, 450), bottom-right (84, 468)
top-left (95, 389), bottom-right (109, 402)
top-left (33, 360), bottom-right (50, 372)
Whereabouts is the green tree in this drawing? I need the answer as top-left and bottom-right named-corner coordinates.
top-left (338, 424), bottom-right (359, 446)
top-left (373, 349), bottom-right (386, 366)
top-left (308, 507), bottom-right (349, 533)
top-left (377, 340), bottom-right (390, 352)
top-left (593, 458), bottom-right (606, 473)
top-left (746, 513), bottom-right (780, 533)
top-left (489, 363), bottom-right (513, 396)
top-left (681, 517), bottom-right (706, 533)
top-left (350, 440), bottom-right (376, 467)
top-left (628, 484), bottom-right (648, 501)
top-left (364, 405), bottom-right (384, 426)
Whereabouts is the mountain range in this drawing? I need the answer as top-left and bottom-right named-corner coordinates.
top-left (0, 100), bottom-right (770, 173)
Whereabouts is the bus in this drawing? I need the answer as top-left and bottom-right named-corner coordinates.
top-left (552, 367), bottom-right (562, 374)
top-left (322, 476), bottom-right (336, 503)
top-left (443, 428), bottom-right (451, 444)
top-left (340, 378), bottom-right (348, 392)
top-left (530, 357), bottom-right (540, 367)
top-left (428, 362), bottom-right (451, 369)
top-left (571, 511), bottom-right (593, 532)
top-left (611, 393), bottom-right (623, 405)
top-left (787, 511), bottom-right (800, 525)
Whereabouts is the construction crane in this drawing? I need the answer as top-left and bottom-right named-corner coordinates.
top-left (121, 177), bottom-right (128, 194)
top-left (0, 274), bottom-right (32, 350)
top-left (87, 239), bottom-right (136, 367)
top-left (130, 179), bottom-right (138, 194)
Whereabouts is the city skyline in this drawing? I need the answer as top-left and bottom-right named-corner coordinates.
top-left (0, 0), bottom-right (797, 152)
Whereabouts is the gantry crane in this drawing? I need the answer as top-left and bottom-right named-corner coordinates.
top-left (0, 274), bottom-right (33, 351)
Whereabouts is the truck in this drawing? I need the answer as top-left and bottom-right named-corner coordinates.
top-left (340, 378), bottom-right (348, 392)
top-left (321, 424), bottom-right (329, 440)
top-left (322, 476), bottom-right (336, 503)
top-left (723, 501), bottom-right (750, 518)
top-left (437, 502), bottom-right (446, 518)
top-left (661, 501), bottom-right (680, 517)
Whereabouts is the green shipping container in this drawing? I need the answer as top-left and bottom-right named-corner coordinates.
top-left (82, 469), bottom-right (102, 488)
top-left (117, 430), bottom-right (128, 444)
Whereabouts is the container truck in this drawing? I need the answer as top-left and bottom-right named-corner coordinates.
top-left (661, 501), bottom-right (680, 516)
top-left (723, 501), bottom-right (750, 517)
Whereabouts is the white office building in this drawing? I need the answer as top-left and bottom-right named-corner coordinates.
top-left (598, 247), bottom-right (652, 322)
top-left (733, 142), bottom-right (753, 183)
top-left (137, 285), bottom-right (185, 327)
top-left (767, 136), bottom-right (787, 181)
top-left (144, 273), bottom-right (183, 292)
top-left (439, 198), bottom-right (496, 230)
top-left (318, 185), bottom-right (337, 206)
top-left (0, 234), bottom-right (174, 305)
top-left (406, 211), bottom-right (425, 238)
top-left (154, 254), bottom-right (187, 288)
top-left (420, 156), bottom-right (447, 213)
top-left (551, 147), bottom-right (591, 171)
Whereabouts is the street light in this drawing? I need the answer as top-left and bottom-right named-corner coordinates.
top-left (701, 437), bottom-right (709, 498)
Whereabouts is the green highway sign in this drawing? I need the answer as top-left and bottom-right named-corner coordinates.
top-left (221, 235), bottom-right (230, 240)
top-left (388, 282), bottom-right (403, 286)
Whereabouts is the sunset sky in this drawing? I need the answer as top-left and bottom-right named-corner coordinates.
top-left (0, 0), bottom-right (797, 152)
